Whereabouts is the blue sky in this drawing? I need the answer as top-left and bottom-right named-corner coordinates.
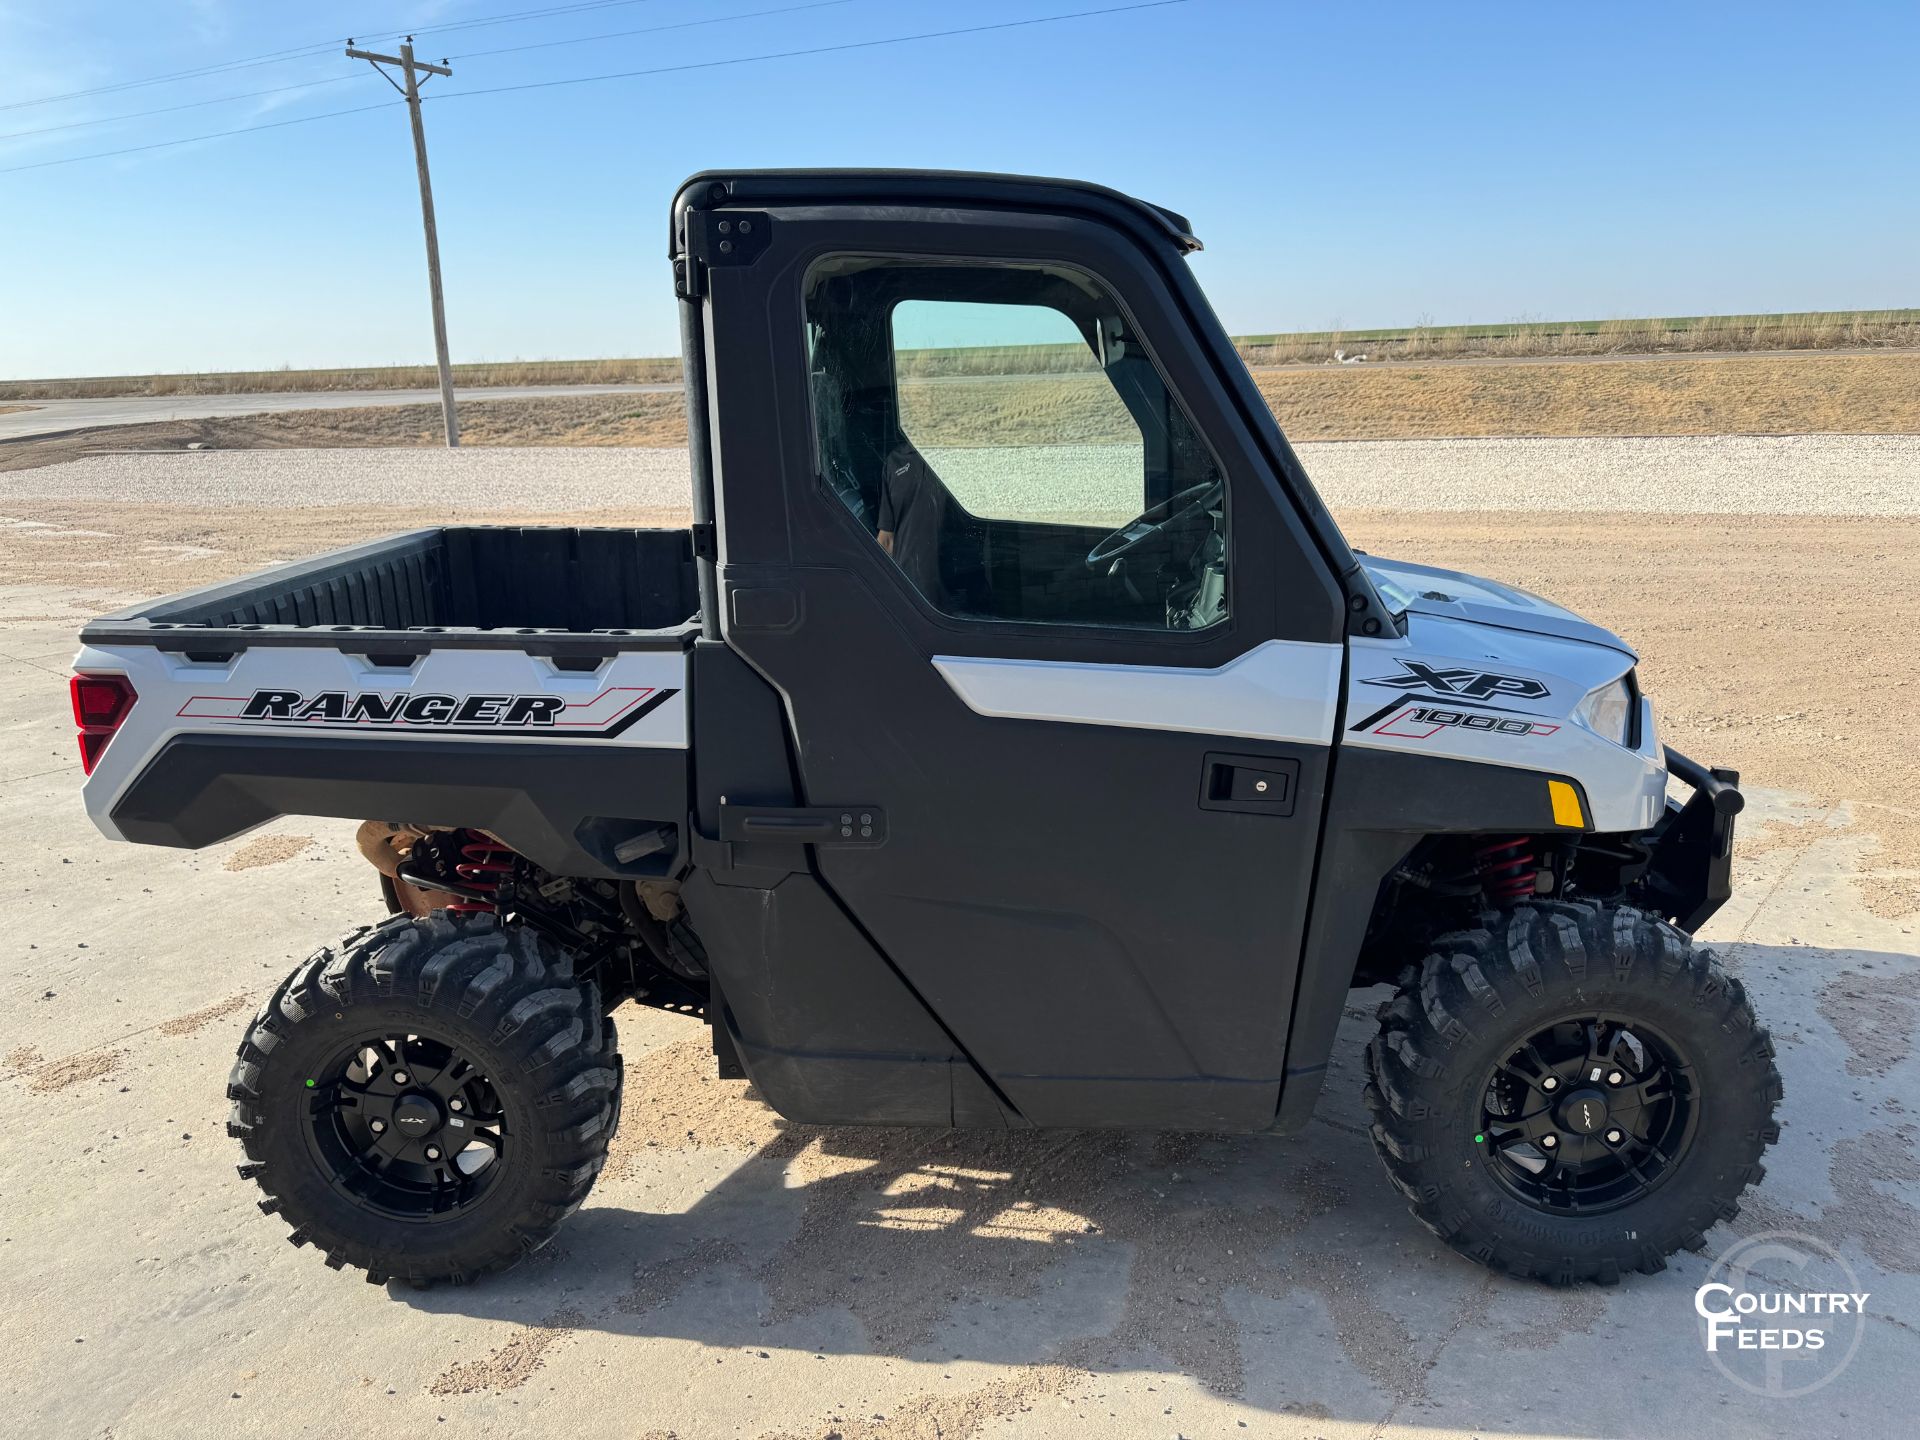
top-left (1, 0), bottom-right (1915, 378)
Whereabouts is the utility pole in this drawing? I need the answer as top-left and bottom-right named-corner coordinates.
top-left (346, 38), bottom-right (459, 446)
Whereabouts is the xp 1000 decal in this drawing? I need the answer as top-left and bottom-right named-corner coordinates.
top-left (1350, 658), bottom-right (1562, 742)
top-left (1359, 703), bottom-right (1560, 740)
top-left (1360, 659), bottom-right (1551, 702)
top-left (175, 685), bottom-right (677, 738)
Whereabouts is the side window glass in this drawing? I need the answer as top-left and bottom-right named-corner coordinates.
top-left (805, 260), bottom-right (1227, 632)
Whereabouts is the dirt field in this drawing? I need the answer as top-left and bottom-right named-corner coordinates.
top-left (6, 352), bottom-right (1919, 474)
top-left (0, 391), bottom-right (691, 472)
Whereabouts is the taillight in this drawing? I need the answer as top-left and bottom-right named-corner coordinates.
top-left (71, 673), bottom-right (137, 774)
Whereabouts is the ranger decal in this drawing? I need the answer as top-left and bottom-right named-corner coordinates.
top-left (176, 685), bottom-right (676, 738)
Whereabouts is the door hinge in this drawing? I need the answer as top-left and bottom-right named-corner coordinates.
top-left (690, 210), bottom-right (770, 273)
top-left (690, 521), bottom-right (717, 561)
top-left (678, 211), bottom-right (771, 300)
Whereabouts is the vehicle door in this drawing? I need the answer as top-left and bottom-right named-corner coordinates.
top-left (689, 183), bottom-right (1349, 1128)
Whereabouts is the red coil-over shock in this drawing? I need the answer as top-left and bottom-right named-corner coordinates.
top-left (1476, 837), bottom-right (1538, 905)
top-left (447, 830), bottom-right (514, 913)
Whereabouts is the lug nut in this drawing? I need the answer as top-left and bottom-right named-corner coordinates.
top-left (424, 1145), bottom-right (442, 1161)
top-left (1607, 1071), bottom-right (1624, 1085)
top-left (1605, 1128), bottom-right (1624, 1144)
top-left (1541, 1135), bottom-right (1558, 1149)
top-left (369, 1118), bottom-right (386, 1134)
top-left (449, 1097), bottom-right (464, 1112)
top-left (392, 1071), bottom-right (409, 1085)
top-left (1541, 1076), bottom-right (1559, 1092)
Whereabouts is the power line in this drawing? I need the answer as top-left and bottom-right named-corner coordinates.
top-left (447, 0), bottom-right (856, 62)
top-left (431, 1), bottom-right (1187, 102)
top-left (0, 0), bottom-right (665, 115)
top-left (0, 73), bottom-right (365, 145)
top-left (0, 0), bottom-right (854, 140)
top-left (0, 43), bottom-right (342, 114)
top-left (0, 100), bottom-right (401, 176)
top-left (402, 0), bottom-right (665, 43)
top-left (0, 1), bottom-right (1187, 178)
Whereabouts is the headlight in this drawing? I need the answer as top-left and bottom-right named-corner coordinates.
top-left (1575, 676), bottom-right (1635, 747)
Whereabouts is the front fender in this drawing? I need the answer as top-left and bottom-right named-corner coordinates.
top-left (1272, 746), bottom-right (1595, 1134)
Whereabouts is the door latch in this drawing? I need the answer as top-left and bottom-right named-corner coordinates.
top-left (1199, 753), bottom-right (1299, 816)
top-left (717, 801), bottom-right (886, 845)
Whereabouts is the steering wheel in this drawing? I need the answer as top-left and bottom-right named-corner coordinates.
top-left (1085, 479), bottom-right (1224, 569)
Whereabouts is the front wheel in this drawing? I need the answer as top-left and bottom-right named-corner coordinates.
top-left (227, 913), bottom-right (621, 1285)
top-left (1365, 901), bottom-right (1782, 1285)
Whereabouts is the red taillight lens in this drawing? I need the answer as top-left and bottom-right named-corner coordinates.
top-left (77, 729), bottom-right (116, 772)
top-left (71, 673), bottom-right (137, 774)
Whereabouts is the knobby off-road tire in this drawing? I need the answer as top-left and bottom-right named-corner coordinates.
top-left (228, 913), bottom-right (621, 1285)
top-left (1364, 901), bottom-right (1782, 1285)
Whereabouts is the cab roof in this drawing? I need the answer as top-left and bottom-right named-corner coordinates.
top-left (672, 168), bottom-right (1201, 255)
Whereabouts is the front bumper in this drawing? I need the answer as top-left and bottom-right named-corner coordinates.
top-left (1637, 747), bottom-right (1743, 932)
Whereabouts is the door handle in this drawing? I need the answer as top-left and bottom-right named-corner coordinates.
top-left (1199, 753), bottom-right (1299, 816)
top-left (718, 802), bottom-right (886, 845)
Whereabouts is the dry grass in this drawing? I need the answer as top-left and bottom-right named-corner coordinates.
top-left (895, 343), bottom-right (1101, 378)
top-left (4, 352), bottom-right (1916, 476)
top-left (1251, 351), bottom-right (1920, 439)
top-left (5, 309), bottom-right (1913, 400)
top-left (1237, 309), bottom-right (1920, 365)
top-left (0, 356), bottom-right (682, 401)
top-left (897, 373), bottom-right (1134, 444)
top-left (885, 352), bottom-right (1920, 445)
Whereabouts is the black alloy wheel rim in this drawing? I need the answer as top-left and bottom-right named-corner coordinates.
top-left (1478, 1013), bottom-right (1698, 1216)
top-left (303, 1030), bottom-right (509, 1221)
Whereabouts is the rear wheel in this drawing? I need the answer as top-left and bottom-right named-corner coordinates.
top-left (228, 913), bottom-right (620, 1285)
top-left (1365, 901), bottom-right (1781, 1284)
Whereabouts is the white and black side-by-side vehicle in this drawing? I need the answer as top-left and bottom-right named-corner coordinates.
top-left (71, 171), bottom-right (1777, 1287)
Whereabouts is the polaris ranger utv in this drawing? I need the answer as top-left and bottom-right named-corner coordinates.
top-left (71, 170), bottom-right (1777, 1288)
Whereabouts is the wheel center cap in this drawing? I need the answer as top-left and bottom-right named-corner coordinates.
top-left (1557, 1087), bottom-right (1611, 1135)
top-left (392, 1093), bottom-right (442, 1138)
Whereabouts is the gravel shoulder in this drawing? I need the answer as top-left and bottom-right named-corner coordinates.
top-left (5, 431), bottom-right (1918, 515)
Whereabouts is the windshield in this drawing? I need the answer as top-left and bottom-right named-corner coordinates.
top-left (1357, 556), bottom-right (1416, 616)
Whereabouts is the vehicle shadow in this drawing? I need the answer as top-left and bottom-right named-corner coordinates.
top-left (397, 989), bottom-right (1580, 1425)
top-left (400, 939), bottom-right (1920, 1433)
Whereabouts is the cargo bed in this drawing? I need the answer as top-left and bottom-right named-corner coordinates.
top-left (81, 526), bottom-right (703, 656)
